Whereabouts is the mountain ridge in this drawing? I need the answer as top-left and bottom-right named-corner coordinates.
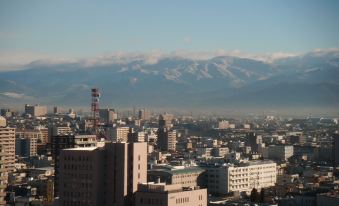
top-left (1, 50), bottom-right (339, 109)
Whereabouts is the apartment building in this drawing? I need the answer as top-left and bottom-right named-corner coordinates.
top-left (0, 127), bottom-right (16, 171)
top-left (204, 160), bottom-right (277, 195)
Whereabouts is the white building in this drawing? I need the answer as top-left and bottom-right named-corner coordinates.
top-left (205, 160), bottom-right (277, 195)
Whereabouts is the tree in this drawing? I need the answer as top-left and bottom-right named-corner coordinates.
top-left (260, 188), bottom-right (265, 203)
top-left (250, 188), bottom-right (260, 203)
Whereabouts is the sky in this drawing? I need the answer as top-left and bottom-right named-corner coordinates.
top-left (1, 0), bottom-right (339, 69)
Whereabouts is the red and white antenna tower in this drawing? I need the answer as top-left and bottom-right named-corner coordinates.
top-left (91, 88), bottom-right (100, 133)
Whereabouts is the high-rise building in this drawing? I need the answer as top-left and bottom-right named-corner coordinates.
top-left (0, 127), bottom-right (15, 171)
top-left (105, 142), bottom-right (147, 206)
top-left (16, 129), bottom-right (40, 157)
top-left (135, 183), bottom-right (207, 206)
top-left (58, 142), bottom-right (147, 206)
top-left (157, 128), bottom-right (176, 152)
top-left (138, 109), bottom-right (151, 121)
top-left (25, 104), bottom-right (47, 117)
top-left (157, 113), bottom-right (176, 152)
top-left (0, 146), bottom-right (8, 206)
top-left (159, 113), bottom-right (174, 129)
top-left (204, 160), bottom-right (277, 195)
top-left (52, 134), bottom-right (97, 196)
top-left (246, 132), bottom-right (262, 153)
top-left (99, 108), bottom-right (117, 124)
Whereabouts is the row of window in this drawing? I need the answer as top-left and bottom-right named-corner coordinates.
top-left (176, 197), bottom-right (189, 204)
top-left (139, 197), bottom-right (163, 205)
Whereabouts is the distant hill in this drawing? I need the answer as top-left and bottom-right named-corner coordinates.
top-left (1, 50), bottom-right (339, 110)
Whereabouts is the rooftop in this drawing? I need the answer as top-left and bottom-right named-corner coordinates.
top-left (63, 147), bottom-right (98, 151)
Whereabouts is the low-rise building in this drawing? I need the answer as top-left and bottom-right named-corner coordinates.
top-left (135, 182), bottom-right (207, 206)
top-left (204, 160), bottom-right (277, 195)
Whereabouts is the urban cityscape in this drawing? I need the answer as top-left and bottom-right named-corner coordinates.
top-left (1, 1), bottom-right (339, 206)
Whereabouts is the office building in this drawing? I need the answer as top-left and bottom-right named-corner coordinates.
top-left (0, 127), bottom-right (16, 171)
top-left (204, 160), bottom-right (277, 195)
top-left (25, 104), bottom-right (47, 117)
top-left (59, 142), bottom-right (147, 206)
top-left (135, 183), bottom-right (207, 206)
top-left (52, 134), bottom-right (97, 196)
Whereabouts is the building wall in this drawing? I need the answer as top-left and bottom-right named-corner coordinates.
top-left (135, 186), bottom-right (207, 206)
top-left (105, 142), bottom-right (147, 206)
top-left (0, 127), bottom-right (16, 171)
top-left (206, 161), bottom-right (277, 195)
top-left (59, 148), bottom-right (105, 206)
top-left (16, 130), bottom-right (40, 156)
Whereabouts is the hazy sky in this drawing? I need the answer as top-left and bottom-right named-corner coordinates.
top-left (1, 0), bottom-right (339, 57)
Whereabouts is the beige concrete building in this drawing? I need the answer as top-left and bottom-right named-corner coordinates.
top-left (105, 142), bottom-right (147, 206)
top-left (16, 129), bottom-right (40, 157)
top-left (0, 117), bottom-right (5, 127)
top-left (59, 147), bottom-right (105, 206)
top-left (113, 126), bottom-right (130, 142)
top-left (205, 160), bottom-right (277, 195)
top-left (0, 127), bottom-right (16, 171)
top-left (158, 128), bottom-right (177, 152)
top-left (25, 104), bottom-right (47, 117)
top-left (0, 146), bottom-right (8, 206)
top-left (59, 142), bottom-right (147, 206)
top-left (148, 166), bottom-right (205, 188)
top-left (135, 183), bottom-right (207, 206)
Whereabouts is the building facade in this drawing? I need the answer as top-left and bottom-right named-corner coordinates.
top-left (204, 160), bottom-right (277, 195)
top-left (59, 142), bottom-right (147, 206)
top-left (0, 127), bottom-right (16, 171)
top-left (135, 183), bottom-right (207, 206)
